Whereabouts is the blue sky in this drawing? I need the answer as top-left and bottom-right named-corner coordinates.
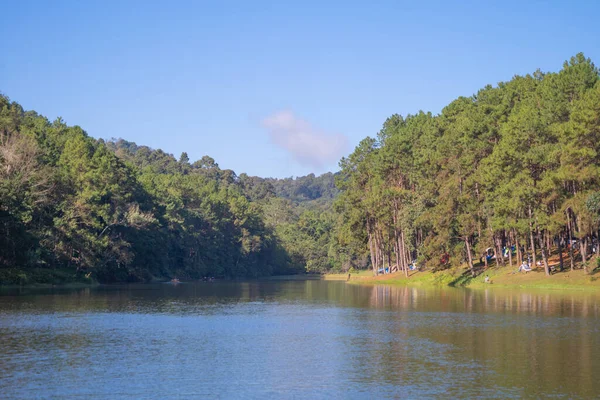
top-left (2, 0), bottom-right (599, 178)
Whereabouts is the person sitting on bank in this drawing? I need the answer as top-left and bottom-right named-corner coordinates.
top-left (519, 261), bottom-right (532, 273)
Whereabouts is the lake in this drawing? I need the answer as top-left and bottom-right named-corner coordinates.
top-left (1, 279), bottom-right (599, 399)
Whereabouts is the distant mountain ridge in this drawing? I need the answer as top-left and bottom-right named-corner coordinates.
top-left (105, 137), bottom-right (340, 204)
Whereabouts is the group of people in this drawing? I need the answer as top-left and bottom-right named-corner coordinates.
top-left (481, 246), bottom-right (517, 264)
top-left (502, 245), bottom-right (517, 258)
top-left (518, 261), bottom-right (533, 273)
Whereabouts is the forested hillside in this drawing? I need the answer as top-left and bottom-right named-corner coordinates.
top-left (2, 53), bottom-right (600, 285)
top-left (338, 53), bottom-right (600, 277)
top-left (0, 108), bottom-right (343, 284)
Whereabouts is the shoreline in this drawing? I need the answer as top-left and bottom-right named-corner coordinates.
top-left (3, 265), bottom-right (599, 292)
top-left (327, 265), bottom-right (600, 291)
top-left (0, 272), bottom-right (319, 289)
top-left (0, 282), bottom-right (101, 290)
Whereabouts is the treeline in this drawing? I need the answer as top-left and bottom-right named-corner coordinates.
top-left (264, 173), bottom-right (339, 203)
top-left (0, 102), bottom-right (344, 284)
top-left (337, 53), bottom-right (600, 277)
top-left (108, 139), bottom-right (350, 273)
top-left (5, 53), bottom-right (598, 285)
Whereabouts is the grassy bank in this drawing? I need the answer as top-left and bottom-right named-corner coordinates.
top-left (323, 270), bottom-right (374, 280)
top-left (330, 262), bottom-right (600, 291)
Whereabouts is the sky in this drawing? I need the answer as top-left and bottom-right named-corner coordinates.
top-left (2, 0), bottom-right (599, 178)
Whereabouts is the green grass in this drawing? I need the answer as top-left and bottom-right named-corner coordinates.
top-left (323, 270), bottom-right (374, 280)
top-left (338, 261), bottom-right (600, 292)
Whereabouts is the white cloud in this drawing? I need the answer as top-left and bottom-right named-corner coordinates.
top-left (261, 110), bottom-right (348, 169)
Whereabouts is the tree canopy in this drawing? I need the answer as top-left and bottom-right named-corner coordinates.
top-left (0, 102), bottom-right (342, 284)
top-left (337, 53), bottom-right (600, 277)
top-left (2, 53), bottom-right (600, 284)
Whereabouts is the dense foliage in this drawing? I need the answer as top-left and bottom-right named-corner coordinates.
top-left (338, 53), bottom-right (600, 277)
top-left (3, 53), bottom-right (600, 284)
top-left (0, 105), bottom-right (341, 284)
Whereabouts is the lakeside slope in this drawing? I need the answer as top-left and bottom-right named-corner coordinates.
top-left (327, 264), bottom-right (600, 291)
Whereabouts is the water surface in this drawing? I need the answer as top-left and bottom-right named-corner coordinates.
top-left (1, 280), bottom-right (599, 398)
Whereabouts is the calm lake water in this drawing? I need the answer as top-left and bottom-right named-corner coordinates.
top-left (1, 279), bottom-right (599, 399)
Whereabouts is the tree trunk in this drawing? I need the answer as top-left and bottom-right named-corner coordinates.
top-left (368, 230), bottom-right (376, 275)
top-left (396, 231), bottom-right (403, 273)
top-left (376, 232), bottom-right (382, 274)
top-left (515, 231), bottom-right (522, 266)
top-left (540, 244), bottom-right (550, 276)
top-left (398, 233), bottom-right (405, 277)
top-left (495, 234), bottom-right (504, 267)
top-left (396, 235), bottom-right (403, 275)
top-left (392, 208), bottom-right (401, 274)
top-left (393, 232), bottom-right (400, 273)
top-left (557, 235), bottom-right (564, 271)
top-left (566, 210), bottom-right (575, 271)
top-left (402, 231), bottom-right (411, 272)
top-left (581, 235), bottom-right (590, 274)
top-left (536, 223), bottom-right (550, 276)
top-left (465, 236), bottom-right (475, 276)
top-left (507, 231), bottom-right (513, 268)
top-left (400, 230), bottom-right (409, 277)
top-left (528, 206), bottom-right (537, 268)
